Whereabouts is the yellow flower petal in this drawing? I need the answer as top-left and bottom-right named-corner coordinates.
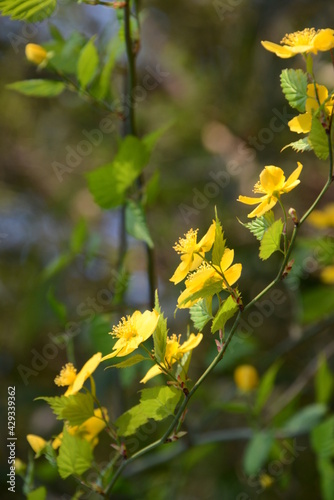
top-left (313, 28), bottom-right (334, 52)
top-left (140, 364), bottom-right (162, 383)
top-left (321, 265), bottom-right (334, 284)
top-left (220, 248), bottom-right (234, 271)
top-left (237, 195), bottom-right (267, 205)
top-left (197, 221), bottom-right (216, 253)
top-left (288, 113), bottom-right (312, 134)
top-left (234, 364), bottom-right (259, 392)
top-left (179, 333), bottom-right (203, 354)
top-left (283, 162), bottom-right (303, 192)
top-left (25, 43), bottom-right (48, 65)
top-left (308, 203), bottom-right (334, 228)
top-left (65, 353), bottom-right (102, 396)
top-left (259, 166), bottom-right (285, 195)
top-left (223, 263), bottom-right (242, 287)
top-left (246, 197), bottom-right (277, 218)
top-left (261, 41), bottom-right (295, 58)
top-left (27, 434), bottom-right (47, 454)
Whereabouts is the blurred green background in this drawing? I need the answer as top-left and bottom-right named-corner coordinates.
top-left (1, 0), bottom-right (334, 498)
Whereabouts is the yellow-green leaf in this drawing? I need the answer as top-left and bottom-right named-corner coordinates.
top-left (6, 79), bottom-right (65, 98)
top-left (57, 429), bottom-right (93, 479)
top-left (259, 219), bottom-right (283, 260)
top-left (77, 36), bottom-right (99, 89)
top-left (0, 0), bottom-right (56, 22)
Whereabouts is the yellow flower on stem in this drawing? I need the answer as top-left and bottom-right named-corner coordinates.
top-left (234, 364), bottom-right (259, 392)
top-left (54, 352), bottom-right (102, 396)
top-left (25, 43), bottom-right (48, 65)
top-left (170, 221), bottom-right (216, 284)
top-left (101, 309), bottom-right (159, 360)
top-left (140, 333), bottom-right (203, 383)
top-left (288, 84), bottom-right (334, 134)
top-left (261, 28), bottom-right (334, 58)
top-left (238, 163), bottom-right (303, 218)
top-left (308, 203), bottom-right (334, 228)
top-left (177, 248), bottom-right (242, 309)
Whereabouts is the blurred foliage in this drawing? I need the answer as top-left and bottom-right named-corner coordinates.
top-left (1, 0), bottom-right (334, 498)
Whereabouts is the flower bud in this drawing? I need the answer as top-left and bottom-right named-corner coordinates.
top-left (234, 364), bottom-right (259, 392)
top-left (288, 207), bottom-right (299, 225)
top-left (25, 44), bottom-right (48, 65)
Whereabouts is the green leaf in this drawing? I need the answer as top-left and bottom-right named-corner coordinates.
top-left (86, 136), bottom-right (150, 209)
top-left (217, 401), bottom-right (249, 414)
top-left (142, 121), bottom-right (172, 153)
top-left (27, 487), bottom-right (47, 500)
top-left (70, 219), bottom-right (88, 254)
top-left (37, 393), bottom-right (95, 426)
top-left (0, 0), bottom-right (56, 22)
top-left (211, 295), bottom-right (238, 334)
top-left (77, 36), bottom-right (99, 90)
top-left (190, 298), bottom-right (213, 331)
top-left (281, 403), bottom-right (326, 433)
top-left (153, 290), bottom-right (167, 364)
top-left (317, 458), bottom-right (334, 500)
top-left (301, 285), bottom-right (334, 324)
top-left (308, 115), bottom-right (329, 160)
top-left (46, 287), bottom-right (67, 324)
top-left (243, 431), bottom-right (274, 476)
top-left (311, 417), bottom-right (334, 459)
top-left (57, 429), bottom-right (93, 479)
top-left (47, 32), bottom-right (86, 75)
top-left (41, 252), bottom-right (72, 281)
top-left (259, 219), bottom-right (283, 260)
top-left (116, 386), bottom-right (181, 436)
top-left (125, 200), bottom-right (154, 248)
top-left (93, 34), bottom-right (123, 100)
top-left (254, 361), bottom-right (282, 414)
top-left (212, 214), bottom-right (225, 266)
top-left (315, 355), bottom-right (334, 405)
top-left (144, 170), bottom-right (160, 207)
top-left (239, 210), bottom-right (275, 241)
top-left (281, 137), bottom-right (313, 153)
top-left (177, 279), bottom-right (224, 309)
top-left (106, 354), bottom-right (147, 369)
top-left (280, 68), bottom-right (308, 112)
top-left (6, 80), bottom-right (66, 98)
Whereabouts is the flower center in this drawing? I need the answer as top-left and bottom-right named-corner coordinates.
top-left (173, 229), bottom-right (198, 254)
top-left (112, 316), bottom-right (138, 340)
top-left (165, 334), bottom-right (182, 365)
top-left (281, 28), bottom-right (317, 47)
top-left (54, 363), bottom-right (77, 387)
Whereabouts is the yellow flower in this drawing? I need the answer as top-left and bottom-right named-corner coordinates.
top-left (25, 43), bottom-right (48, 65)
top-left (54, 353), bottom-right (102, 396)
top-left (26, 434), bottom-right (47, 454)
top-left (259, 473), bottom-right (274, 489)
top-left (177, 248), bottom-right (242, 308)
top-left (52, 408), bottom-right (109, 449)
top-left (102, 309), bottom-right (159, 360)
top-left (238, 163), bottom-right (303, 218)
top-left (308, 203), bottom-right (334, 228)
top-left (170, 221), bottom-right (216, 284)
top-left (320, 265), bottom-right (334, 284)
top-left (140, 333), bottom-right (203, 383)
top-left (289, 84), bottom-right (334, 134)
top-left (261, 28), bottom-right (334, 58)
top-left (234, 364), bottom-right (259, 392)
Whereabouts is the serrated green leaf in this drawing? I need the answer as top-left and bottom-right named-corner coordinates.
top-left (212, 215), bottom-right (225, 266)
top-left (239, 210), bottom-right (275, 241)
top-left (280, 68), bottom-right (308, 112)
top-left (281, 137), bottom-right (313, 153)
top-left (27, 487), bottom-right (47, 500)
top-left (311, 417), bottom-right (334, 459)
top-left (243, 431), bottom-right (274, 476)
top-left (106, 354), bottom-right (147, 369)
top-left (315, 355), bottom-right (334, 405)
top-left (282, 403), bottom-right (326, 433)
top-left (308, 115), bottom-right (329, 160)
top-left (6, 79), bottom-right (66, 97)
top-left (153, 291), bottom-right (167, 363)
top-left (116, 386), bottom-right (181, 436)
top-left (125, 200), bottom-right (154, 248)
top-left (0, 0), bottom-right (56, 22)
top-left (37, 393), bottom-right (95, 426)
top-left (254, 361), bottom-right (282, 415)
top-left (190, 298), bottom-right (213, 331)
top-left (77, 36), bottom-right (99, 89)
top-left (86, 136), bottom-right (150, 209)
top-left (211, 295), bottom-right (238, 334)
top-left (57, 429), bottom-right (93, 479)
top-left (259, 219), bottom-right (283, 260)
